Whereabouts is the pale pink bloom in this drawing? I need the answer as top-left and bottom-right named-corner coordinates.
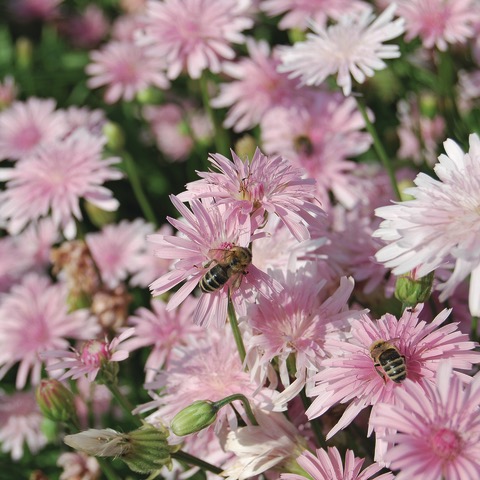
top-left (211, 38), bottom-right (308, 132)
top-left (57, 452), bottom-right (100, 480)
top-left (0, 390), bottom-right (47, 460)
top-left (62, 105), bottom-right (107, 138)
top-left (0, 235), bottom-right (25, 293)
top-left (123, 296), bottom-right (204, 382)
top-left (0, 97), bottom-right (66, 161)
top-left (261, 92), bottom-right (371, 208)
top-left (86, 219), bottom-right (154, 289)
top-left (0, 76), bottom-right (17, 110)
top-left (143, 328), bottom-right (276, 434)
top-left (246, 274), bottom-right (357, 405)
top-left (0, 274), bottom-right (97, 389)
top-left (44, 328), bottom-right (135, 382)
top-left (74, 377), bottom-right (112, 429)
top-left (306, 304), bottom-right (480, 440)
top-left (178, 148), bottom-right (325, 242)
top-left (397, 0), bottom-right (479, 51)
top-left (259, 0), bottom-right (370, 31)
top-left (374, 134), bottom-right (480, 316)
top-left (457, 69), bottom-right (480, 112)
top-left (278, 4), bottom-right (405, 95)
top-left (222, 408), bottom-right (308, 480)
top-left (8, 0), bottom-right (62, 22)
top-left (281, 447), bottom-right (394, 480)
top-left (149, 196), bottom-right (280, 327)
top-left (397, 96), bottom-right (446, 166)
top-left (371, 361), bottom-right (480, 480)
top-left (138, 0), bottom-right (254, 79)
top-left (111, 13), bottom-right (146, 42)
top-left (86, 40), bottom-right (170, 104)
top-left (0, 131), bottom-right (122, 239)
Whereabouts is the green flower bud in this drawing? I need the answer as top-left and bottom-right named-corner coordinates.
top-left (84, 201), bottom-right (117, 229)
top-left (102, 121), bottom-right (125, 152)
top-left (395, 270), bottom-right (434, 307)
top-left (36, 379), bottom-right (79, 427)
top-left (234, 135), bottom-right (257, 161)
top-left (170, 400), bottom-right (218, 436)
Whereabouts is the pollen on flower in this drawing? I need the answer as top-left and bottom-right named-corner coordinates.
top-left (429, 428), bottom-right (463, 460)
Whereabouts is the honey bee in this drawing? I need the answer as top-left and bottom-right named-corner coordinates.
top-left (199, 246), bottom-right (252, 293)
top-left (369, 340), bottom-right (407, 383)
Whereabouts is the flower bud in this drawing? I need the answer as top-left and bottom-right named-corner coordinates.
top-left (84, 201), bottom-right (117, 229)
top-left (102, 121), bottom-right (125, 152)
top-left (170, 400), bottom-right (218, 436)
top-left (395, 270), bottom-right (434, 307)
top-left (36, 379), bottom-right (79, 426)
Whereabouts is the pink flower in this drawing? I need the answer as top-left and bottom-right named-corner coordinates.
top-left (8, 0), bottom-right (61, 22)
top-left (281, 447), bottom-right (394, 480)
top-left (306, 304), bottom-right (479, 440)
top-left (0, 390), bottom-right (47, 460)
top-left (0, 274), bottom-right (98, 389)
top-left (211, 38), bottom-right (307, 132)
top-left (0, 131), bottom-right (122, 238)
top-left (149, 196), bottom-right (280, 327)
top-left (259, 0), bottom-right (370, 31)
top-left (57, 452), bottom-right (100, 480)
top-left (278, 4), bottom-right (405, 95)
top-left (44, 328), bottom-right (135, 383)
top-left (86, 40), bottom-right (170, 103)
top-left (397, 0), bottom-right (480, 51)
top-left (0, 98), bottom-right (66, 161)
top-left (138, 0), bottom-right (254, 79)
top-left (123, 297), bottom-right (204, 382)
top-left (371, 361), bottom-right (480, 480)
top-left (374, 134), bottom-right (480, 316)
top-left (62, 105), bottom-right (107, 138)
top-left (178, 148), bottom-right (325, 241)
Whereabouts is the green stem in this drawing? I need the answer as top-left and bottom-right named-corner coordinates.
top-left (471, 316), bottom-right (478, 343)
top-left (214, 394), bottom-right (258, 426)
top-left (172, 450), bottom-right (223, 475)
top-left (356, 97), bottom-right (401, 201)
top-left (106, 383), bottom-right (142, 428)
top-left (228, 296), bottom-right (247, 365)
top-left (121, 151), bottom-right (159, 226)
top-left (299, 389), bottom-right (327, 449)
top-left (96, 458), bottom-right (121, 480)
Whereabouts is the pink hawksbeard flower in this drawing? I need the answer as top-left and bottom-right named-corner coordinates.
top-left (281, 446), bottom-right (394, 480)
top-left (374, 133), bottom-right (480, 316)
top-left (259, 0), bottom-right (370, 31)
top-left (0, 274), bottom-right (99, 389)
top-left (86, 40), bottom-right (170, 104)
top-left (305, 304), bottom-right (480, 443)
top-left (177, 148), bottom-right (326, 242)
top-left (211, 38), bottom-right (309, 133)
top-left (62, 106), bottom-right (107, 138)
top-left (141, 328), bottom-right (278, 436)
top-left (122, 296), bottom-right (205, 382)
top-left (43, 328), bottom-right (135, 383)
top-left (57, 452), bottom-right (100, 480)
top-left (397, 0), bottom-right (480, 51)
top-left (371, 361), bottom-right (480, 480)
top-left (278, 4), bottom-right (405, 96)
top-left (0, 97), bottom-right (66, 161)
top-left (0, 130), bottom-right (122, 239)
top-left (0, 390), bottom-right (47, 461)
top-left (245, 273), bottom-right (360, 407)
top-left (149, 196), bottom-right (282, 328)
top-left (260, 92), bottom-right (371, 209)
top-left (138, 0), bottom-right (254, 80)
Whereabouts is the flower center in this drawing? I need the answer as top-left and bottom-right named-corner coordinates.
top-left (429, 428), bottom-right (462, 460)
top-left (80, 340), bottom-right (109, 367)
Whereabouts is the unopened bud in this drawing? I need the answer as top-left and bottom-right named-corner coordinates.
top-left (395, 270), bottom-right (434, 307)
top-left (170, 400), bottom-right (218, 436)
top-left (84, 201), bottom-right (117, 228)
top-left (36, 379), bottom-right (78, 426)
top-left (234, 135), bottom-right (257, 161)
top-left (102, 121), bottom-right (125, 152)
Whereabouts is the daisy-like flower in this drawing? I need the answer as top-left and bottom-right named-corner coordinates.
top-left (0, 274), bottom-right (98, 389)
top-left (259, 0), bottom-right (369, 31)
top-left (178, 148), bottom-right (325, 242)
top-left (0, 130), bottom-right (122, 238)
top-left (122, 296), bottom-right (204, 382)
top-left (0, 97), bottom-right (66, 161)
top-left (374, 133), bottom-right (480, 315)
top-left (138, 0), bottom-right (254, 80)
top-left (44, 328), bottom-right (135, 383)
top-left (211, 38), bottom-right (307, 133)
top-left (397, 0), bottom-right (479, 51)
top-left (306, 304), bottom-right (479, 440)
top-left (149, 196), bottom-right (280, 327)
top-left (57, 452), bottom-right (100, 480)
top-left (86, 219), bottom-right (155, 289)
top-left (0, 390), bottom-right (47, 461)
top-left (86, 40), bottom-right (170, 104)
top-left (371, 361), bottom-right (480, 480)
top-left (62, 106), bottom-right (106, 138)
top-left (281, 447), bottom-right (394, 480)
top-left (278, 4), bottom-right (405, 96)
